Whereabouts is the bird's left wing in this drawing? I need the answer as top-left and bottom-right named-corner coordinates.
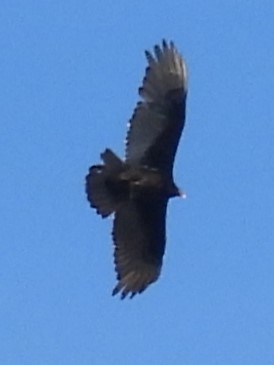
top-left (112, 197), bottom-right (168, 299)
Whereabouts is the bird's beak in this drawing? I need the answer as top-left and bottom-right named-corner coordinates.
top-left (178, 188), bottom-right (187, 199)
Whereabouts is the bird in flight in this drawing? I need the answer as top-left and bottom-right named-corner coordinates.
top-left (86, 40), bottom-right (188, 299)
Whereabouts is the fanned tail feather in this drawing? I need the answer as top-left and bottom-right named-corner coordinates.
top-left (85, 149), bottom-right (124, 218)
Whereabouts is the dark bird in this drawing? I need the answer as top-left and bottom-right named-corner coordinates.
top-left (85, 40), bottom-right (188, 299)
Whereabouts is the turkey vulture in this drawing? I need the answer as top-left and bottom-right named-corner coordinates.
top-left (86, 40), bottom-right (188, 299)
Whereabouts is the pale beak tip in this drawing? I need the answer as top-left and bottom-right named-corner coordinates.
top-left (180, 190), bottom-right (187, 199)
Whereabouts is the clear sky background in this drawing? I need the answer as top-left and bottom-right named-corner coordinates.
top-left (1, 1), bottom-right (274, 364)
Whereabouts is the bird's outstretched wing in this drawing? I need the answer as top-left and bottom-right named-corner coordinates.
top-left (112, 197), bottom-right (168, 299)
top-left (125, 40), bottom-right (187, 176)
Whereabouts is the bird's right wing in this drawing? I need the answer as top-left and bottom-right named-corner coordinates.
top-left (125, 40), bottom-right (187, 176)
top-left (112, 197), bottom-right (168, 299)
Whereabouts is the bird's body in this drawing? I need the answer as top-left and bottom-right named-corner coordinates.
top-left (86, 40), bottom-right (188, 299)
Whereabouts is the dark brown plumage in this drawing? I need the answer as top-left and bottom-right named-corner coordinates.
top-left (86, 40), bottom-right (188, 299)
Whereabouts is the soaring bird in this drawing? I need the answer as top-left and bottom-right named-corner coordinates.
top-left (86, 40), bottom-right (188, 299)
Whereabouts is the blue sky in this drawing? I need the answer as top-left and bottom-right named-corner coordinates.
top-left (1, 1), bottom-right (274, 364)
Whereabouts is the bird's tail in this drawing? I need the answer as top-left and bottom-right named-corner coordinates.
top-left (85, 149), bottom-right (125, 218)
